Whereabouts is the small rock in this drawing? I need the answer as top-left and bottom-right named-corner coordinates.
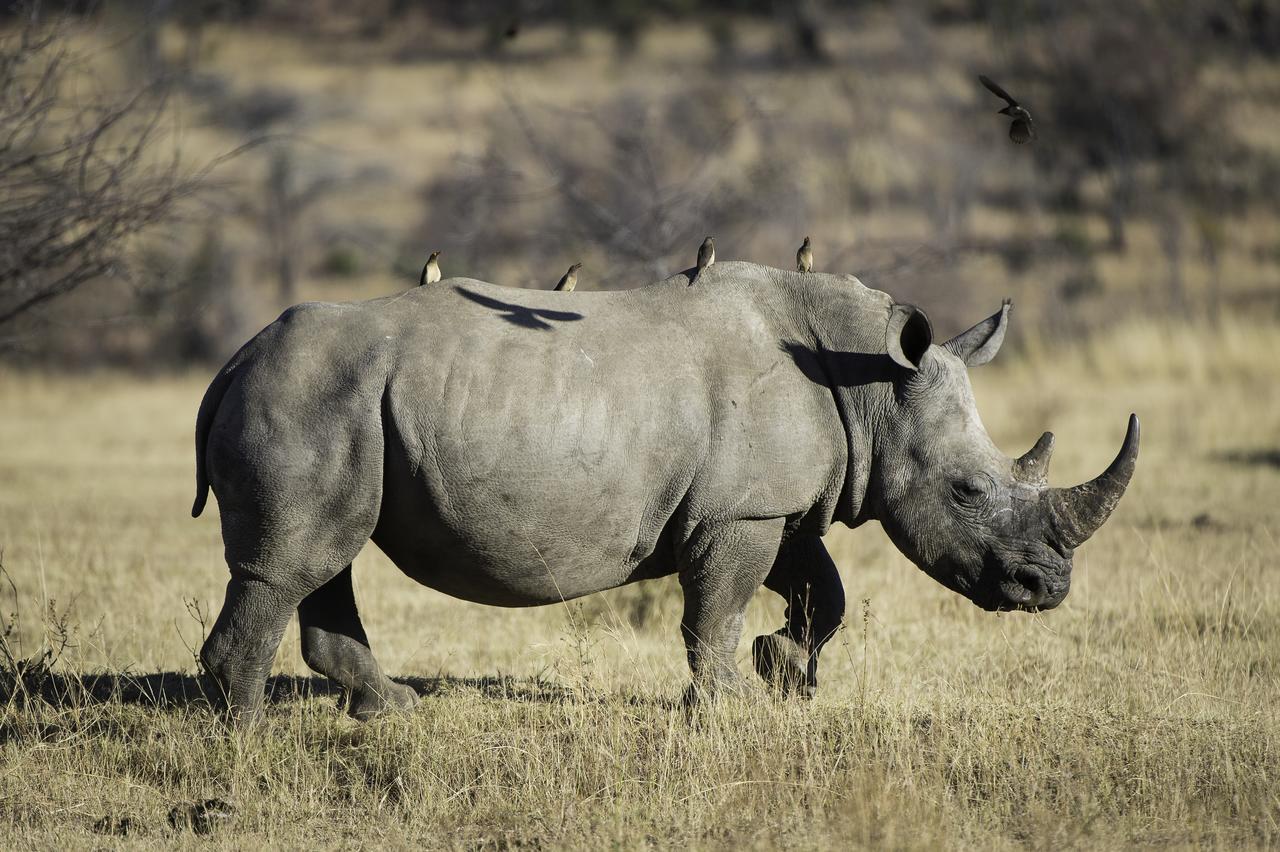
top-left (91, 814), bottom-right (133, 836)
top-left (168, 798), bottom-right (236, 835)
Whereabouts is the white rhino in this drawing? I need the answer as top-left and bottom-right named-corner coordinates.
top-left (192, 262), bottom-right (1138, 721)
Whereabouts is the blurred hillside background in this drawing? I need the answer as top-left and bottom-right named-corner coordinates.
top-left (1, 0), bottom-right (1278, 367)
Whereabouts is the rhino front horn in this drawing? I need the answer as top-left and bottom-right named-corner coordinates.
top-left (1051, 414), bottom-right (1140, 548)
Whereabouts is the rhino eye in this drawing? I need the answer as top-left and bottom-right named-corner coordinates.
top-left (952, 474), bottom-right (993, 502)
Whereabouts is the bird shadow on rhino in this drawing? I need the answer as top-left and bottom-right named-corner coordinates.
top-left (455, 286), bottom-right (584, 330)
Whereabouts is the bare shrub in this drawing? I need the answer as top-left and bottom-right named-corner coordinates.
top-left (0, 552), bottom-right (76, 708)
top-left (0, 8), bottom-right (213, 331)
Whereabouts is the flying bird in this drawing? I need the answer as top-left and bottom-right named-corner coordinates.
top-left (693, 236), bottom-right (715, 283)
top-left (555, 262), bottom-right (581, 292)
top-left (979, 75), bottom-right (1036, 144)
top-left (419, 251), bottom-right (442, 286)
top-left (796, 236), bottom-right (813, 273)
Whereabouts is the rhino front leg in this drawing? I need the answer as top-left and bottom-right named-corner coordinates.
top-left (299, 564), bottom-right (419, 720)
top-left (678, 518), bottom-right (785, 707)
top-left (752, 534), bottom-right (846, 699)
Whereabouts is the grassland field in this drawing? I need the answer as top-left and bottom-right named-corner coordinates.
top-left (0, 315), bottom-right (1277, 849)
top-left (1, 7), bottom-right (1279, 847)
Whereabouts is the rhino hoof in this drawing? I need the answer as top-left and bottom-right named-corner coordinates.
top-left (752, 634), bottom-right (814, 699)
top-left (347, 680), bottom-right (420, 720)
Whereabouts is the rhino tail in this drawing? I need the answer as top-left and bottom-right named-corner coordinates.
top-left (191, 362), bottom-right (238, 518)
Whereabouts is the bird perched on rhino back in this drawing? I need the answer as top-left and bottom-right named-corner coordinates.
top-left (555, 262), bottom-right (581, 292)
top-left (979, 75), bottom-right (1036, 144)
top-left (796, 236), bottom-right (813, 273)
top-left (419, 251), bottom-right (442, 286)
top-left (692, 236), bottom-right (715, 284)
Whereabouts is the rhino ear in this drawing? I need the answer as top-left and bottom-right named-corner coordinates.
top-left (943, 298), bottom-right (1011, 367)
top-left (886, 304), bottom-right (933, 371)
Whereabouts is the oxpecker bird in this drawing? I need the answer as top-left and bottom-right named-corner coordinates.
top-left (555, 262), bottom-right (581, 292)
top-left (420, 251), bottom-right (441, 286)
top-left (796, 236), bottom-right (813, 273)
top-left (694, 236), bottom-right (715, 283)
top-left (979, 75), bottom-right (1036, 144)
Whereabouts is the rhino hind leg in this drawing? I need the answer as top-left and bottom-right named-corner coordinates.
top-left (299, 564), bottom-right (418, 720)
top-left (678, 518), bottom-right (785, 708)
top-left (200, 575), bottom-right (299, 723)
top-left (200, 514), bottom-right (380, 724)
top-left (199, 372), bottom-right (389, 724)
top-left (753, 535), bottom-right (846, 699)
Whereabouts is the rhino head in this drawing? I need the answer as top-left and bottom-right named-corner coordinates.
top-left (869, 300), bottom-right (1139, 612)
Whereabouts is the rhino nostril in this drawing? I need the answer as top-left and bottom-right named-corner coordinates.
top-left (1013, 566), bottom-right (1047, 606)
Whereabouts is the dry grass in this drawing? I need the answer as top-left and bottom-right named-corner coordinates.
top-left (0, 316), bottom-right (1277, 848)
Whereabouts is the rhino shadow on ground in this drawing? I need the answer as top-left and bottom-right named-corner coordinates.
top-left (0, 669), bottom-right (666, 739)
top-left (455, 286), bottom-right (585, 330)
top-left (1211, 448), bottom-right (1280, 469)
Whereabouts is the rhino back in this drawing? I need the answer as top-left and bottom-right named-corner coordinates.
top-left (367, 267), bottom-right (846, 604)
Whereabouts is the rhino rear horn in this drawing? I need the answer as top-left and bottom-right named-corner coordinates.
top-left (1014, 431), bottom-right (1055, 483)
top-left (944, 298), bottom-right (1011, 367)
top-left (1051, 414), bottom-right (1140, 548)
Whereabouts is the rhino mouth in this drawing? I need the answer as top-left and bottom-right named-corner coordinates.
top-left (968, 550), bottom-right (1070, 613)
top-left (996, 568), bottom-right (1056, 612)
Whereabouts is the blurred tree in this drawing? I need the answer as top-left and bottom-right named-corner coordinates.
top-left (1158, 204), bottom-right (1188, 317)
top-left (1192, 206), bottom-right (1225, 325)
top-left (0, 8), bottom-right (207, 329)
top-left (169, 225), bottom-right (236, 363)
top-left (778, 0), bottom-right (828, 64)
top-left (241, 147), bottom-right (344, 302)
top-left (1001, 1), bottom-right (1223, 252)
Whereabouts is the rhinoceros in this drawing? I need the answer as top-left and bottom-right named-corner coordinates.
top-left (192, 262), bottom-right (1138, 721)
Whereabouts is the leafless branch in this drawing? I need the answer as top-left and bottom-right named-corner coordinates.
top-left (0, 10), bottom-right (220, 328)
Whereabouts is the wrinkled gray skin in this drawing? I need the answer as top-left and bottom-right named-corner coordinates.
top-left (193, 262), bottom-right (1139, 722)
